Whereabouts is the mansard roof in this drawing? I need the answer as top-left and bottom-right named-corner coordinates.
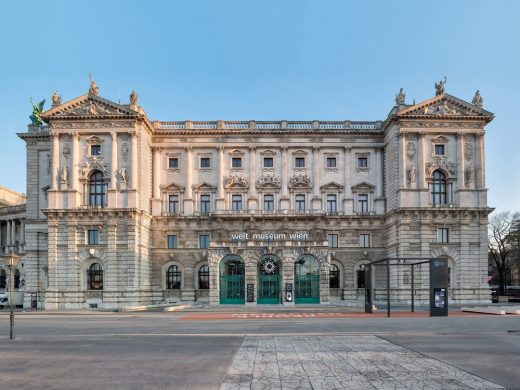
top-left (397, 93), bottom-right (494, 122)
top-left (42, 93), bottom-right (139, 121)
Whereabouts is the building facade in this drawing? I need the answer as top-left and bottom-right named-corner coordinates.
top-left (12, 82), bottom-right (493, 309)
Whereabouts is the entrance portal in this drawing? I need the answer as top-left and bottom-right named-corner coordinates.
top-left (257, 255), bottom-right (281, 304)
top-left (219, 255), bottom-right (245, 304)
top-left (295, 255), bottom-right (320, 304)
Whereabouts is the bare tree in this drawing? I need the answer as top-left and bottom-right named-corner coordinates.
top-left (488, 211), bottom-right (520, 294)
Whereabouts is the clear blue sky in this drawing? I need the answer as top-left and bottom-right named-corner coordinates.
top-left (1, 0), bottom-right (518, 214)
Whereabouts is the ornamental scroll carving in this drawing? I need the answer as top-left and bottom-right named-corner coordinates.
top-left (81, 156), bottom-right (109, 178)
top-left (425, 156), bottom-right (456, 177)
top-left (406, 141), bottom-right (416, 161)
top-left (224, 174), bottom-right (248, 189)
top-left (256, 173), bottom-right (280, 189)
top-left (51, 122), bottom-right (134, 129)
top-left (288, 173), bottom-right (311, 189)
top-left (121, 143), bottom-right (129, 161)
top-left (464, 142), bottom-right (472, 161)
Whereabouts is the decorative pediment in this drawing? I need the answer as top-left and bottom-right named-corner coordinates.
top-left (292, 149), bottom-right (308, 157)
top-left (193, 182), bottom-right (217, 192)
top-left (320, 182), bottom-right (344, 192)
top-left (256, 173), bottom-right (280, 189)
top-left (425, 156), bottom-right (457, 178)
top-left (432, 135), bottom-right (448, 144)
top-left (288, 173), bottom-right (311, 189)
top-left (86, 135), bottom-right (104, 145)
top-left (351, 182), bottom-right (375, 192)
top-left (224, 175), bottom-right (249, 189)
top-left (81, 156), bottom-right (109, 178)
top-left (398, 94), bottom-right (493, 120)
top-left (260, 149), bottom-right (276, 157)
top-left (42, 94), bottom-right (138, 120)
top-left (228, 149), bottom-right (245, 157)
top-left (160, 182), bottom-right (185, 193)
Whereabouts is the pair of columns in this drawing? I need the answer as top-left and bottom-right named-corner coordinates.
top-left (2, 219), bottom-right (24, 252)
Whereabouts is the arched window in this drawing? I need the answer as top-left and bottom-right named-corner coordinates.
top-left (198, 265), bottom-right (209, 289)
top-left (87, 263), bottom-right (103, 290)
top-left (0, 269), bottom-right (6, 289)
top-left (329, 264), bottom-right (340, 288)
top-left (167, 265), bottom-right (181, 289)
top-left (89, 171), bottom-right (106, 206)
top-left (14, 269), bottom-right (20, 289)
top-left (431, 170), bottom-right (447, 205)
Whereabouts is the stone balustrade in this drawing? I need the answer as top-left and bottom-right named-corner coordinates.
top-left (156, 120), bottom-right (381, 131)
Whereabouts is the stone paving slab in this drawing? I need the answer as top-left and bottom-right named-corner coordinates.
top-left (219, 335), bottom-right (503, 390)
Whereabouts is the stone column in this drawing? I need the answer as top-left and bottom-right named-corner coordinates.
top-left (184, 146), bottom-right (194, 214)
top-left (151, 147), bottom-right (162, 215)
top-left (343, 146), bottom-right (352, 213)
top-left (12, 220), bottom-right (16, 247)
top-left (400, 132), bottom-right (407, 188)
top-left (280, 146), bottom-right (289, 210)
top-left (375, 147), bottom-right (383, 197)
top-left (130, 132), bottom-right (138, 189)
top-left (457, 133), bottom-right (465, 190)
top-left (477, 132), bottom-right (485, 188)
top-left (20, 220), bottom-right (25, 247)
top-left (248, 146), bottom-right (257, 210)
top-left (312, 146), bottom-right (321, 209)
top-left (417, 132), bottom-right (425, 189)
top-left (216, 146), bottom-right (225, 211)
top-left (71, 132), bottom-right (79, 191)
top-left (111, 132), bottom-right (118, 190)
top-left (6, 220), bottom-right (11, 250)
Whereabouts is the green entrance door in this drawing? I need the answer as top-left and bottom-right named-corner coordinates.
top-left (295, 255), bottom-right (320, 304)
top-left (220, 256), bottom-right (245, 304)
top-left (258, 255), bottom-right (281, 304)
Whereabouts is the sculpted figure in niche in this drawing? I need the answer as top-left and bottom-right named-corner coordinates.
top-left (408, 163), bottom-right (417, 183)
top-left (61, 165), bottom-right (68, 184)
top-left (466, 166), bottom-right (476, 183)
top-left (435, 77), bottom-right (446, 96)
top-left (120, 167), bottom-right (128, 183)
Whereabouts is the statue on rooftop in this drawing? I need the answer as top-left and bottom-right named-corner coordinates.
top-left (395, 88), bottom-right (406, 105)
top-left (51, 91), bottom-right (62, 107)
top-left (29, 98), bottom-right (45, 125)
top-left (130, 90), bottom-right (138, 105)
top-left (472, 90), bottom-right (483, 108)
top-left (435, 76), bottom-right (447, 96)
top-left (88, 74), bottom-right (100, 96)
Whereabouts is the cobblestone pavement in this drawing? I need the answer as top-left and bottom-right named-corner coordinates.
top-left (220, 336), bottom-right (503, 390)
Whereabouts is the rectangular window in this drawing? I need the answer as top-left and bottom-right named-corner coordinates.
top-left (295, 157), bottom-right (305, 168)
top-left (199, 235), bottom-right (210, 249)
top-left (200, 157), bottom-right (211, 168)
top-left (357, 157), bottom-right (368, 168)
top-left (326, 194), bottom-right (337, 213)
top-left (359, 234), bottom-right (370, 248)
top-left (91, 145), bottom-right (101, 156)
top-left (168, 158), bottom-right (179, 169)
top-left (263, 157), bottom-right (273, 168)
top-left (358, 194), bottom-right (368, 213)
top-left (264, 194), bottom-right (274, 210)
top-left (327, 234), bottom-right (338, 248)
top-left (168, 195), bottom-right (179, 213)
top-left (232, 194), bottom-right (242, 210)
top-left (200, 194), bottom-right (211, 214)
top-left (326, 157), bottom-right (337, 168)
top-left (231, 157), bottom-right (242, 168)
top-left (88, 229), bottom-right (99, 245)
top-left (295, 194), bottom-right (305, 210)
top-left (435, 145), bottom-right (445, 155)
top-left (167, 235), bottom-right (178, 249)
top-left (437, 228), bottom-right (449, 243)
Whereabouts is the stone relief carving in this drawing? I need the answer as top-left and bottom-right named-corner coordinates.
top-left (51, 91), bottom-right (62, 107)
top-left (435, 76), bottom-right (446, 96)
top-left (288, 173), bottom-right (311, 188)
top-left (256, 173), bottom-right (281, 189)
top-left (47, 154), bottom-right (52, 175)
top-left (62, 144), bottom-right (71, 159)
top-left (408, 163), bottom-right (417, 183)
top-left (81, 156), bottom-right (109, 177)
top-left (119, 167), bottom-right (128, 183)
top-left (400, 122), bottom-right (482, 129)
top-left (121, 143), bottom-right (129, 161)
top-left (68, 101), bottom-right (121, 116)
top-left (472, 90), bottom-right (483, 108)
top-left (406, 141), bottom-right (416, 161)
top-left (51, 122), bottom-right (134, 129)
top-left (464, 142), bottom-right (473, 161)
top-left (395, 88), bottom-right (406, 105)
top-left (465, 166), bottom-right (476, 184)
top-left (425, 156), bottom-right (456, 177)
top-left (224, 174), bottom-right (248, 188)
top-left (61, 165), bottom-right (68, 184)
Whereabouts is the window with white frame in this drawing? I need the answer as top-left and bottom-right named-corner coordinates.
top-left (88, 229), bottom-right (100, 245)
top-left (326, 157), bottom-right (337, 168)
top-left (168, 157), bottom-right (179, 169)
top-left (200, 194), bottom-right (211, 213)
top-left (263, 157), bottom-right (273, 168)
top-left (327, 234), bottom-right (338, 248)
top-left (90, 145), bottom-right (101, 156)
top-left (199, 235), bottom-right (211, 249)
top-left (437, 228), bottom-right (449, 243)
top-left (357, 194), bottom-right (368, 213)
top-left (167, 235), bottom-right (178, 249)
top-left (295, 194), bottom-right (305, 210)
top-left (231, 157), bottom-right (242, 168)
top-left (200, 157), bottom-right (211, 168)
top-left (232, 194), bottom-right (243, 211)
top-left (168, 194), bottom-right (179, 213)
top-left (264, 194), bottom-right (274, 210)
top-left (295, 157), bottom-right (305, 168)
top-left (435, 144), bottom-right (445, 156)
top-left (326, 194), bottom-right (337, 213)
top-left (357, 156), bottom-right (368, 168)
top-left (359, 234), bottom-right (370, 247)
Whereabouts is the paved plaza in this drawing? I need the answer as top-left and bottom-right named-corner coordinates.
top-left (0, 309), bottom-right (519, 389)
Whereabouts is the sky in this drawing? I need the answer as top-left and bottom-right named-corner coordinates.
top-left (0, 0), bottom-right (519, 214)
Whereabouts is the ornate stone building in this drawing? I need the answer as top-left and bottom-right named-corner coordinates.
top-left (13, 80), bottom-right (493, 309)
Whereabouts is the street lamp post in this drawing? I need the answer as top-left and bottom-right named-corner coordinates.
top-left (4, 251), bottom-right (21, 340)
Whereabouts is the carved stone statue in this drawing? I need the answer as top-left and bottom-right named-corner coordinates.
top-left (88, 74), bottom-right (100, 96)
top-left (51, 91), bottom-right (62, 107)
top-left (408, 163), bottom-right (417, 183)
top-left (120, 167), bottom-right (128, 183)
top-left (435, 76), bottom-right (447, 96)
top-left (395, 88), bottom-right (406, 105)
top-left (472, 90), bottom-right (483, 108)
top-left (29, 98), bottom-right (45, 125)
top-left (130, 90), bottom-right (139, 105)
top-left (466, 166), bottom-right (476, 183)
top-left (61, 165), bottom-right (68, 184)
